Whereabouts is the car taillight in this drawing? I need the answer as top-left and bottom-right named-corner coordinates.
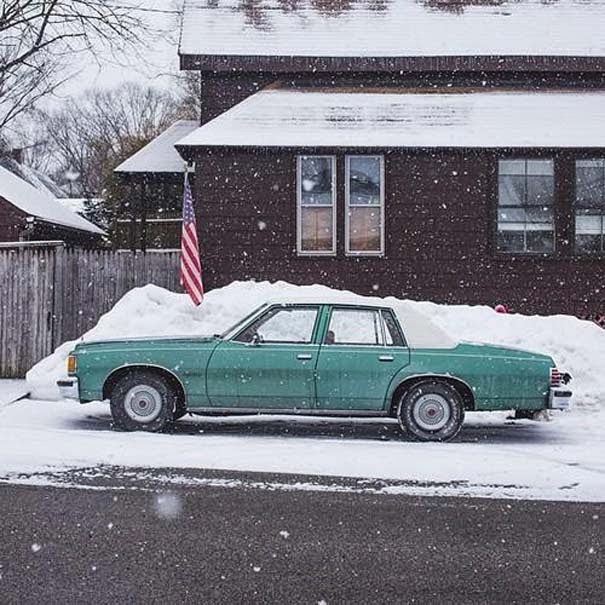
top-left (550, 368), bottom-right (561, 387)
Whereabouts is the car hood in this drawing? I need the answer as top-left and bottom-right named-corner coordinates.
top-left (74, 335), bottom-right (218, 350)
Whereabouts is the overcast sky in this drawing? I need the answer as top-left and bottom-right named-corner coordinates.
top-left (52, 1), bottom-right (180, 101)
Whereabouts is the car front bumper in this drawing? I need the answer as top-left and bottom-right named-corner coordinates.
top-left (57, 378), bottom-right (79, 400)
top-left (549, 387), bottom-right (572, 410)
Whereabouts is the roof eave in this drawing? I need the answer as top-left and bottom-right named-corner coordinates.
top-left (179, 53), bottom-right (605, 74)
top-left (30, 215), bottom-right (106, 237)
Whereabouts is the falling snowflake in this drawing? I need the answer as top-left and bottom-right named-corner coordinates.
top-left (31, 543), bottom-right (42, 553)
top-left (154, 492), bottom-right (183, 520)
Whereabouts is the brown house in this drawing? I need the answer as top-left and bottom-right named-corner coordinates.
top-left (0, 164), bottom-right (104, 246)
top-left (122, 0), bottom-right (605, 317)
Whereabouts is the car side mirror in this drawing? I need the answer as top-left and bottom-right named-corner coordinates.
top-left (247, 332), bottom-right (262, 346)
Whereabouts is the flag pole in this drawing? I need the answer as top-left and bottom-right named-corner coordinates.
top-left (179, 160), bottom-right (204, 305)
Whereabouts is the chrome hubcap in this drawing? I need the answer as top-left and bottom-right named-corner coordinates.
top-left (124, 385), bottom-right (162, 423)
top-left (413, 393), bottom-right (451, 431)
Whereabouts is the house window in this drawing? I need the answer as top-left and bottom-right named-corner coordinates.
top-left (575, 159), bottom-right (605, 253)
top-left (346, 156), bottom-right (384, 255)
top-left (297, 156), bottom-right (336, 255)
top-left (497, 159), bottom-right (554, 253)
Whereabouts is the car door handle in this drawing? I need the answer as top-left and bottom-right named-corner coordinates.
top-left (297, 354), bottom-right (313, 361)
top-left (378, 355), bottom-right (394, 362)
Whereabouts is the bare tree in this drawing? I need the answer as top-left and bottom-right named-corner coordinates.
top-left (36, 81), bottom-right (186, 227)
top-left (174, 70), bottom-right (201, 122)
top-left (0, 1), bottom-right (159, 134)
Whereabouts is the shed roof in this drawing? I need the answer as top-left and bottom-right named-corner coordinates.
top-left (176, 88), bottom-right (605, 149)
top-left (179, 0), bottom-right (605, 64)
top-left (0, 157), bottom-right (66, 198)
top-left (114, 120), bottom-right (198, 174)
top-left (0, 166), bottom-right (105, 235)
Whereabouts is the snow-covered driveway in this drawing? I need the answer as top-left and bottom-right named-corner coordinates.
top-left (0, 380), bottom-right (28, 408)
top-left (1, 397), bottom-right (604, 502)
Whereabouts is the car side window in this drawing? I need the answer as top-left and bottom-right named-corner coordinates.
top-left (381, 310), bottom-right (406, 346)
top-left (325, 309), bottom-right (384, 346)
top-left (234, 307), bottom-right (319, 344)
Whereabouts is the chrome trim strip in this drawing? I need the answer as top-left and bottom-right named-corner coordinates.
top-left (388, 373), bottom-right (476, 412)
top-left (103, 364), bottom-right (187, 399)
top-left (187, 407), bottom-right (389, 417)
top-left (57, 378), bottom-right (79, 400)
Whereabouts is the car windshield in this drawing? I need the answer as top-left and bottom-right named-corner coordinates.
top-left (219, 303), bottom-right (269, 339)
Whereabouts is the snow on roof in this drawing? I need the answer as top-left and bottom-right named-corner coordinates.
top-left (0, 166), bottom-right (105, 235)
top-left (0, 157), bottom-right (65, 198)
top-left (176, 88), bottom-right (605, 149)
top-left (180, 0), bottom-right (605, 59)
top-left (114, 120), bottom-right (198, 173)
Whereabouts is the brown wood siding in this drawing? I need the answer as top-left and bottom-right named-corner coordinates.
top-left (193, 148), bottom-right (605, 317)
top-left (182, 54), bottom-right (605, 75)
top-left (0, 197), bottom-right (102, 247)
top-left (29, 221), bottom-right (103, 247)
top-left (201, 74), bottom-right (278, 124)
top-left (0, 197), bottom-right (26, 241)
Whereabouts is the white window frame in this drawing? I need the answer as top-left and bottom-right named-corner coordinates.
top-left (345, 155), bottom-right (385, 256)
top-left (574, 158), bottom-right (605, 254)
top-left (496, 157), bottom-right (555, 254)
top-left (296, 155), bottom-right (337, 256)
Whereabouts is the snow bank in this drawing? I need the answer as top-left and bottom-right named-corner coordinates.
top-left (27, 281), bottom-right (605, 406)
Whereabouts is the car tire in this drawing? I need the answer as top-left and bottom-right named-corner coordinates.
top-left (397, 380), bottom-right (464, 442)
top-left (110, 370), bottom-right (176, 432)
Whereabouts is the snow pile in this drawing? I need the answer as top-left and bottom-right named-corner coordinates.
top-left (27, 280), bottom-right (605, 406)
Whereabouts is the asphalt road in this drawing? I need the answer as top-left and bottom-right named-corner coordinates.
top-left (0, 475), bottom-right (603, 604)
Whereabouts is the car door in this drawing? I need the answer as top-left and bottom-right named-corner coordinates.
top-left (206, 305), bottom-right (321, 410)
top-left (315, 307), bottom-right (410, 411)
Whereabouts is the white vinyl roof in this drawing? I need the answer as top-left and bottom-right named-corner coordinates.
top-left (177, 89), bottom-right (605, 149)
top-left (0, 166), bottom-right (104, 235)
top-left (226, 298), bottom-right (457, 349)
top-left (180, 0), bottom-right (605, 58)
top-left (115, 120), bottom-right (198, 173)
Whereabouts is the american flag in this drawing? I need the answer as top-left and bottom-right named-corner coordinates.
top-left (180, 172), bottom-right (204, 305)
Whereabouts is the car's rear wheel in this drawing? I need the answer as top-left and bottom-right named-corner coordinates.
top-left (397, 380), bottom-right (464, 442)
top-left (110, 370), bottom-right (175, 432)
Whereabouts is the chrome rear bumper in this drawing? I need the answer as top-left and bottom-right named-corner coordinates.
top-left (549, 387), bottom-right (572, 410)
top-left (57, 378), bottom-right (79, 400)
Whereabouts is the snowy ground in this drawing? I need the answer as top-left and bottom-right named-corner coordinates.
top-left (1, 395), bottom-right (604, 502)
top-left (7, 280), bottom-right (605, 502)
top-left (0, 380), bottom-right (29, 408)
top-left (27, 281), bottom-right (605, 406)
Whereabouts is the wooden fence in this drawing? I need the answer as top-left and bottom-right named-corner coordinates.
top-left (0, 243), bottom-right (180, 377)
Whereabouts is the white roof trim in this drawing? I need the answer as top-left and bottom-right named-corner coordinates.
top-left (115, 120), bottom-right (198, 174)
top-left (0, 166), bottom-right (104, 235)
top-left (176, 89), bottom-right (605, 149)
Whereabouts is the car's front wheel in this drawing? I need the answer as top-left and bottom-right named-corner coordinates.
top-left (397, 380), bottom-right (464, 442)
top-left (110, 370), bottom-right (175, 432)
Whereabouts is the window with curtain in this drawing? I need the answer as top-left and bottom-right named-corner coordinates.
top-left (497, 159), bottom-right (555, 253)
top-left (297, 156), bottom-right (336, 254)
top-left (575, 159), bottom-right (605, 253)
top-left (346, 156), bottom-right (384, 255)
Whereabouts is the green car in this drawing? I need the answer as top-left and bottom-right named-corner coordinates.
top-left (58, 300), bottom-right (572, 442)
